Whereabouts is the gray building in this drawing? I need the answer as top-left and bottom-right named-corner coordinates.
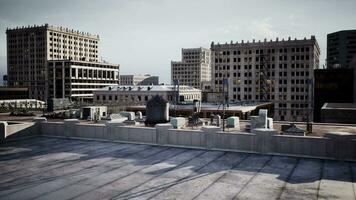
top-left (119, 74), bottom-right (159, 85)
top-left (211, 36), bottom-right (320, 121)
top-left (171, 48), bottom-right (211, 90)
top-left (327, 30), bottom-right (356, 69)
top-left (94, 85), bottom-right (201, 106)
top-left (6, 24), bottom-right (100, 100)
top-left (48, 60), bottom-right (119, 102)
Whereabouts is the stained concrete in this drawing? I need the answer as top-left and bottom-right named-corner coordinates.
top-left (0, 136), bottom-right (355, 200)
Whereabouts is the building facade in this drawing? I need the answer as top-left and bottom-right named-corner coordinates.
top-left (93, 85), bottom-right (201, 106)
top-left (171, 48), bottom-right (211, 90)
top-left (6, 24), bottom-right (100, 100)
top-left (48, 60), bottom-right (119, 102)
top-left (314, 68), bottom-right (355, 122)
top-left (119, 74), bottom-right (159, 85)
top-left (211, 36), bottom-right (320, 121)
top-left (327, 30), bottom-right (356, 69)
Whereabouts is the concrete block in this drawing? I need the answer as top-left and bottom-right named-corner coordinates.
top-left (325, 132), bottom-right (356, 160)
top-left (202, 126), bottom-right (221, 149)
top-left (119, 111), bottom-right (135, 121)
top-left (105, 121), bottom-right (124, 140)
top-left (136, 111), bottom-right (143, 120)
top-left (0, 121), bottom-right (8, 143)
top-left (109, 114), bottom-right (127, 122)
top-left (170, 117), bottom-right (186, 129)
top-left (168, 130), bottom-right (178, 145)
top-left (226, 117), bottom-right (240, 129)
top-left (33, 117), bottom-right (47, 135)
top-left (118, 127), bottom-right (129, 141)
top-left (33, 117), bottom-right (47, 123)
top-left (178, 131), bottom-right (192, 146)
top-left (95, 126), bottom-right (106, 139)
top-left (191, 132), bottom-right (203, 147)
top-left (123, 120), bottom-right (139, 126)
top-left (55, 123), bottom-right (64, 136)
top-left (155, 123), bottom-right (173, 145)
top-left (252, 128), bottom-right (278, 154)
top-left (64, 119), bottom-right (79, 137)
top-left (283, 124), bottom-right (305, 136)
top-left (267, 118), bottom-right (273, 129)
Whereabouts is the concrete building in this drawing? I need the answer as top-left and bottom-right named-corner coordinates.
top-left (119, 74), bottom-right (159, 85)
top-left (171, 48), bottom-right (211, 90)
top-left (314, 68), bottom-right (355, 122)
top-left (48, 60), bottom-right (119, 102)
top-left (327, 30), bottom-right (356, 69)
top-left (211, 36), bottom-right (320, 121)
top-left (6, 24), bottom-right (100, 100)
top-left (93, 85), bottom-right (201, 106)
top-left (0, 87), bottom-right (29, 99)
top-left (321, 103), bottom-right (356, 124)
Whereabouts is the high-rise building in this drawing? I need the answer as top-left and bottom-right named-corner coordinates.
top-left (6, 24), bottom-right (100, 100)
top-left (314, 68), bottom-right (355, 122)
top-left (48, 60), bottom-right (119, 102)
top-left (327, 30), bottom-right (356, 69)
top-left (171, 48), bottom-right (211, 90)
top-left (119, 74), bottom-right (159, 85)
top-left (211, 36), bottom-right (320, 121)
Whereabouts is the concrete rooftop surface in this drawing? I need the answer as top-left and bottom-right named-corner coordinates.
top-left (0, 137), bottom-right (355, 200)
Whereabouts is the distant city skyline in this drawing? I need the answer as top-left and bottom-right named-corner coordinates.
top-left (1, 0), bottom-right (356, 84)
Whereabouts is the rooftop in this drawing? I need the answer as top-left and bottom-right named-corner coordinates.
top-left (0, 137), bottom-right (355, 199)
top-left (97, 85), bottom-right (201, 92)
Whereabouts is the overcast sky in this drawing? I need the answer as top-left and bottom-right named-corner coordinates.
top-left (0, 0), bottom-right (355, 84)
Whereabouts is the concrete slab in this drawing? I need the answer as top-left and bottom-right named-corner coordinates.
top-left (0, 137), bottom-right (355, 200)
top-left (318, 161), bottom-right (355, 200)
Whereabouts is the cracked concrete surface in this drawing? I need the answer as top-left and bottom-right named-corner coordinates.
top-left (0, 136), bottom-right (355, 200)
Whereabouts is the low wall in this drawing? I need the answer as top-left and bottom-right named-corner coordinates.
top-left (35, 120), bottom-right (356, 161)
top-left (0, 121), bottom-right (39, 142)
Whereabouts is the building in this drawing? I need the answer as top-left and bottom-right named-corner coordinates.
top-left (314, 68), bottom-right (355, 122)
top-left (93, 85), bottom-right (201, 106)
top-left (327, 30), bottom-right (356, 69)
top-left (0, 99), bottom-right (45, 110)
top-left (119, 74), bottom-right (159, 85)
top-left (6, 24), bottom-right (100, 100)
top-left (48, 60), bottom-right (119, 102)
top-left (171, 48), bottom-right (211, 90)
top-left (211, 36), bottom-right (320, 121)
top-left (126, 102), bottom-right (273, 119)
top-left (0, 87), bottom-right (29, 99)
top-left (321, 103), bottom-right (356, 124)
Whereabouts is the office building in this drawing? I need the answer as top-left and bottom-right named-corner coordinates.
top-left (93, 85), bottom-right (201, 106)
top-left (171, 48), bottom-right (211, 90)
top-left (119, 74), bottom-right (159, 85)
top-left (327, 30), bottom-right (356, 69)
top-left (211, 36), bottom-right (320, 121)
top-left (314, 67), bottom-right (356, 122)
top-left (6, 24), bottom-right (100, 100)
top-left (48, 60), bottom-right (119, 102)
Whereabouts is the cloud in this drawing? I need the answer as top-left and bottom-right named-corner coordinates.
top-left (250, 17), bottom-right (278, 38)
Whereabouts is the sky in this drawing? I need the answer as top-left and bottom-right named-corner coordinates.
top-left (0, 0), bottom-right (356, 84)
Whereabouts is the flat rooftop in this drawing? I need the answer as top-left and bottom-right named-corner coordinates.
top-left (0, 137), bottom-right (355, 200)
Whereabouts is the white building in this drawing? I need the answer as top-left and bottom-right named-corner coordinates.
top-left (6, 24), bottom-right (100, 100)
top-left (119, 74), bottom-right (159, 85)
top-left (93, 85), bottom-right (201, 106)
top-left (48, 60), bottom-right (119, 102)
top-left (211, 36), bottom-right (320, 121)
top-left (171, 48), bottom-right (211, 90)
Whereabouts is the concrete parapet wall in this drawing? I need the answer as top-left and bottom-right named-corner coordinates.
top-left (34, 121), bottom-right (356, 161)
top-left (272, 135), bottom-right (333, 159)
